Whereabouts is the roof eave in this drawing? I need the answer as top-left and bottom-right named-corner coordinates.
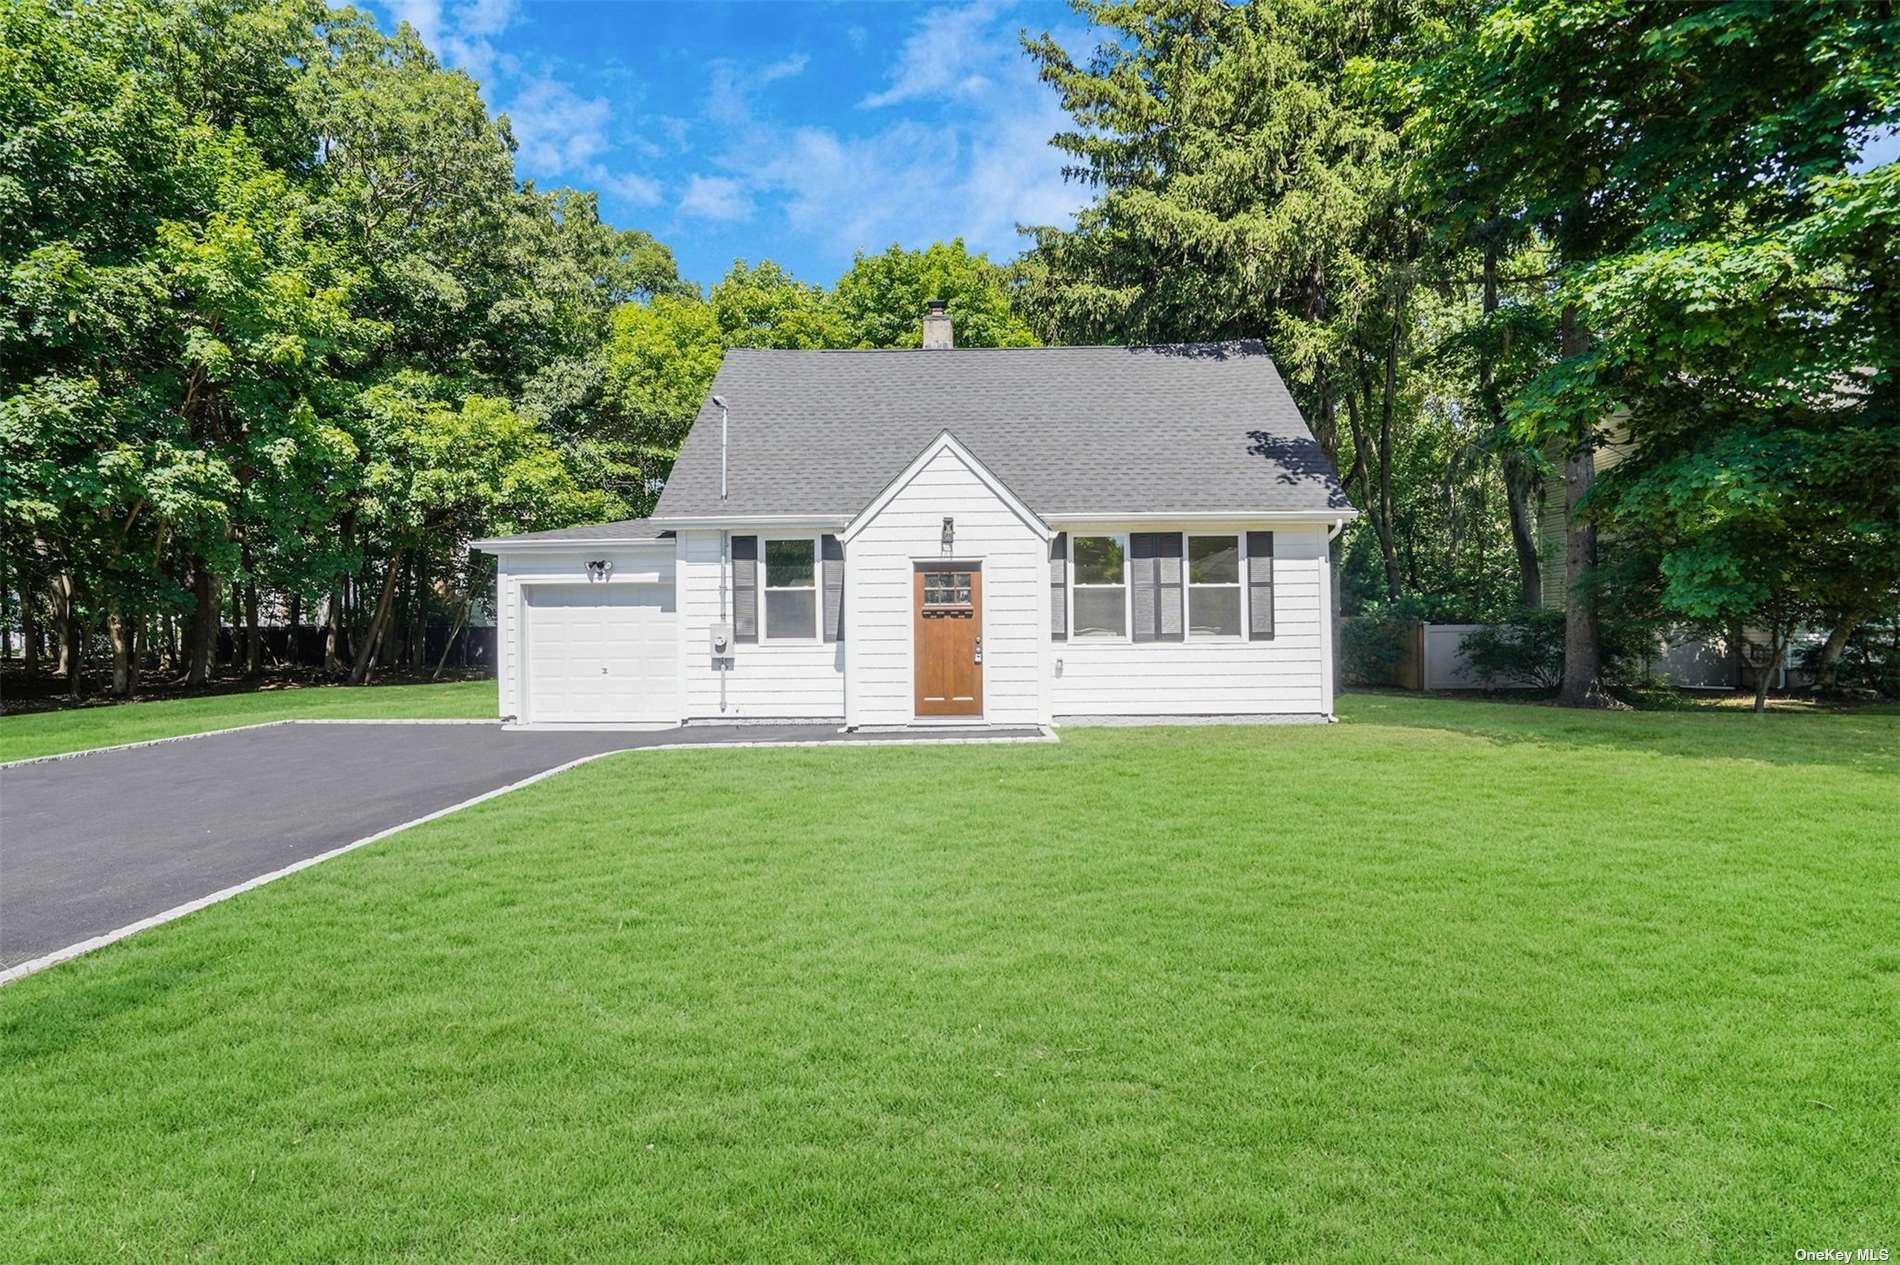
top-left (469, 535), bottom-right (676, 553)
top-left (1043, 509), bottom-right (1359, 525)
top-left (644, 514), bottom-right (854, 530)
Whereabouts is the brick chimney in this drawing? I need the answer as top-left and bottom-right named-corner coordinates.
top-left (922, 298), bottom-right (953, 349)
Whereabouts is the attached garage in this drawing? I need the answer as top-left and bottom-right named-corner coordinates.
top-left (522, 583), bottom-right (679, 725)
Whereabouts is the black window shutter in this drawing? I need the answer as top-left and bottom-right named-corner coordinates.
top-left (732, 535), bottom-right (758, 643)
top-left (821, 535), bottom-right (844, 642)
top-left (1130, 533), bottom-right (1184, 643)
top-left (1247, 531), bottom-right (1275, 640)
top-left (1050, 532), bottom-right (1067, 641)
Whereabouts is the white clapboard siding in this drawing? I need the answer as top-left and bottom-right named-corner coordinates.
top-left (677, 529), bottom-right (846, 719)
top-left (495, 545), bottom-right (677, 722)
top-left (1050, 523), bottom-right (1332, 717)
top-left (845, 445), bottom-right (1049, 726)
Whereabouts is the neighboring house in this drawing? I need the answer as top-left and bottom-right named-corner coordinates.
top-left (473, 307), bottom-right (1357, 729)
top-left (1536, 427), bottom-right (1633, 616)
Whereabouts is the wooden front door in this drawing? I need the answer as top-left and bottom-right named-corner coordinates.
top-left (914, 566), bottom-right (982, 716)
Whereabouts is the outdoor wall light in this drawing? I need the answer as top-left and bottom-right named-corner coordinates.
top-left (942, 516), bottom-right (955, 552)
top-left (586, 559), bottom-right (613, 581)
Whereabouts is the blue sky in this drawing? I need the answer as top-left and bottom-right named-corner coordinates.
top-left (363, 0), bottom-right (1092, 289)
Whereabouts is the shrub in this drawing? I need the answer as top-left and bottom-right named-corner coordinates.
top-left (1340, 615), bottom-right (1416, 687)
top-left (1459, 611), bottom-right (1564, 689)
top-left (1459, 610), bottom-right (1663, 690)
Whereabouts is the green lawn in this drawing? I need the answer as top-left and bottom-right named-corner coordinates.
top-left (3, 695), bottom-right (1895, 1261)
top-left (0, 679), bottom-right (498, 762)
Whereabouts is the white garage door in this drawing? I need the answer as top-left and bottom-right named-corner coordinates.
top-left (524, 584), bottom-right (679, 724)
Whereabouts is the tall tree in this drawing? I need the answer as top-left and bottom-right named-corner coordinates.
top-left (3, 0), bottom-right (678, 698)
top-left (345, 382), bottom-right (604, 681)
top-left (831, 240), bottom-right (1036, 348)
top-left (710, 259), bottom-right (847, 351)
top-left (1020, 0), bottom-right (1442, 602)
top-left (599, 295), bottom-right (725, 516)
top-left (1411, 0), bottom-right (1900, 705)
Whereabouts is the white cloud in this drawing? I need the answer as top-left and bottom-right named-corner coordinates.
top-left (860, 0), bottom-right (1007, 109)
top-left (382, 0), bottom-right (665, 211)
top-left (704, 60), bottom-right (755, 130)
top-left (757, 122), bottom-right (960, 250)
top-left (386, 0), bottom-right (444, 50)
top-left (680, 174), bottom-right (755, 223)
top-left (689, 3), bottom-right (1085, 268)
top-left (598, 169), bottom-right (664, 207)
top-left (456, 0), bottom-right (517, 38)
top-left (961, 90), bottom-right (1079, 239)
top-left (505, 77), bottom-right (613, 172)
top-left (656, 115), bottom-right (693, 150)
top-left (759, 53), bottom-right (810, 83)
top-left (388, 0), bottom-right (519, 83)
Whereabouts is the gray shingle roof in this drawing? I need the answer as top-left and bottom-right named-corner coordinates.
top-left (652, 342), bottom-right (1353, 520)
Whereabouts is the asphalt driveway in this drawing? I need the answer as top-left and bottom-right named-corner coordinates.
top-left (0, 721), bottom-right (1042, 973)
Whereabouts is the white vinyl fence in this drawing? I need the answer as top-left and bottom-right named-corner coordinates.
top-left (1420, 621), bottom-right (1759, 691)
top-left (1420, 623), bottom-right (1541, 691)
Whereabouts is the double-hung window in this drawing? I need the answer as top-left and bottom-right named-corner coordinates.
top-left (762, 537), bottom-right (817, 641)
top-left (1070, 535), bottom-right (1127, 639)
top-left (1186, 535), bottom-right (1243, 638)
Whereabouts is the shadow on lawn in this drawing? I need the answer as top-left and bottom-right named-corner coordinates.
top-left (1339, 689), bottom-right (1900, 776)
top-left (0, 957), bottom-right (195, 1059)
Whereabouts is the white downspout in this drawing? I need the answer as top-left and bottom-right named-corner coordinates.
top-left (719, 529), bottom-right (729, 714)
top-left (716, 393), bottom-right (730, 714)
top-left (1324, 518), bottom-right (1345, 720)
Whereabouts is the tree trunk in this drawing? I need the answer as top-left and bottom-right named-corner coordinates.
top-left (223, 581), bottom-right (239, 668)
top-left (410, 550), bottom-right (428, 671)
top-left (1480, 236), bottom-right (1542, 610)
top-left (238, 531), bottom-right (262, 677)
top-left (1503, 457), bottom-right (1542, 609)
top-left (432, 600), bottom-right (469, 680)
top-left (325, 587), bottom-right (347, 674)
top-left (49, 570), bottom-right (73, 677)
top-left (187, 564), bottom-right (216, 686)
top-left (244, 579), bottom-right (262, 676)
top-left (1752, 624), bottom-right (1787, 715)
top-left (1815, 611), bottom-right (1862, 692)
top-left (1557, 304), bottom-right (1606, 707)
top-left (1344, 381), bottom-right (1399, 598)
top-left (62, 593), bottom-right (83, 701)
top-left (20, 576), bottom-right (39, 673)
top-left (1378, 306), bottom-right (1403, 600)
top-left (392, 557), bottom-right (410, 668)
top-left (108, 608), bottom-right (140, 698)
top-left (349, 549), bottom-right (405, 684)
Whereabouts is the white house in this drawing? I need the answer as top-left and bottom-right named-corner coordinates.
top-left (473, 307), bottom-right (1358, 729)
